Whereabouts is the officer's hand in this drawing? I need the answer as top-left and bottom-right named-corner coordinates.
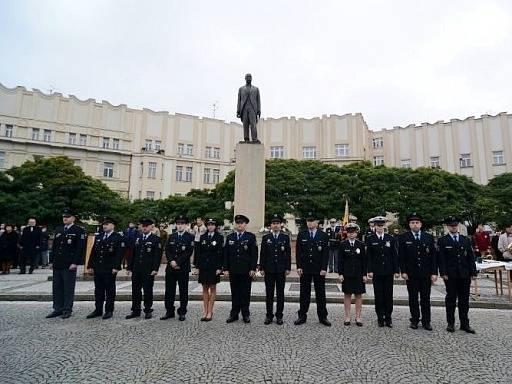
top-left (363, 276), bottom-right (368, 283)
top-left (216, 269), bottom-right (222, 276)
top-left (236, 113), bottom-right (241, 118)
top-left (471, 275), bottom-right (477, 280)
top-left (151, 270), bottom-right (158, 276)
top-left (86, 268), bottom-right (93, 275)
top-left (394, 273), bottom-right (400, 279)
top-left (69, 264), bottom-right (77, 271)
top-left (430, 275), bottom-right (438, 283)
top-left (367, 272), bottom-right (374, 279)
top-left (320, 270), bottom-right (327, 276)
top-left (401, 273), bottom-right (409, 280)
top-left (126, 270), bottom-right (132, 276)
top-left (259, 270), bottom-right (265, 277)
top-left (35, 246), bottom-right (40, 249)
top-left (193, 268), bottom-right (198, 275)
top-left (285, 270), bottom-right (290, 276)
top-left (170, 261), bottom-right (177, 268)
top-left (223, 270), bottom-right (229, 277)
top-left (112, 269), bottom-right (119, 274)
top-left (339, 274), bottom-right (344, 283)
top-left (297, 268), bottom-right (303, 277)
top-left (249, 270), bottom-right (256, 277)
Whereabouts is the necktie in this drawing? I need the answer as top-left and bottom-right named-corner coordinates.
top-left (103, 234), bottom-right (107, 241)
top-left (415, 233), bottom-right (420, 241)
top-left (453, 235), bottom-right (458, 243)
top-left (143, 235), bottom-right (147, 241)
top-left (310, 231), bottom-right (314, 239)
top-left (379, 236), bottom-right (383, 241)
top-left (237, 233), bottom-right (241, 241)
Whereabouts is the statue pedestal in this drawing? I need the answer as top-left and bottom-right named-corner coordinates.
top-left (234, 142), bottom-right (265, 234)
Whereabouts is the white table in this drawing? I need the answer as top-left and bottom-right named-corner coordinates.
top-left (474, 261), bottom-right (512, 300)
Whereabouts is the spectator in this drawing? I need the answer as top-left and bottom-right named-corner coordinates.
top-left (40, 225), bottom-right (50, 267)
top-left (0, 224), bottom-right (19, 274)
top-left (473, 224), bottom-right (491, 258)
top-left (491, 230), bottom-right (503, 261)
top-left (19, 217), bottom-right (42, 274)
top-left (123, 222), bottom-right (138, 269)
top-left (497, 225), bottom-right (512, 261)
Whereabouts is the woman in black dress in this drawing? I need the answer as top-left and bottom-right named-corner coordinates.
top-left (0, 224), bottom-right (19, 274)
top-left (338, 223), bottom-right (367, 326)
top-left (193, 218), bottom-right (224, 321)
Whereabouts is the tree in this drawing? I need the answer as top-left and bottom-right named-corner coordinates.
top-left (484, 172), bottom-right (512, 228)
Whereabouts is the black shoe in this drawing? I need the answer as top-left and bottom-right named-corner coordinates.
top-left (102, 312), bottom-right (113, 320)
top-left (160, 312), bottom-right (174, 320)
top-left (446, 324), bottom-right (455, 333)
top-left (144, 312), bottom-right (152, 319)
top-left (355, 321), bottom-right (363, 327)
top-left (125, 312), bottom-right (141, 319)
top-left (385, 320), bottom-right (393, 328)
top-left (320, 318), bottom-right (332, 327)
top-left (294, 317), bottom-right (306, 325)
top-left (264, 317), bottom-right (273, 325)
top-left (178, 314), bottom-right (186, 321)
top-left (344, 321), bottom-right (351, 326)
top-left (86, 310), bottom-right (103, 319)
top-left (19, 271), bottom-right (25, 275)
top-left (242, 317), bottom-right (250, 323)
top-left (378, 320), bottom-right (384, 327)
top-left (46, 311), bottom-right (62, 318)
top-left (422, 323), bottom-right (433, 331)
top-left (410, 321), bottom-right (419, 329)
top-left (461, 326), bottom-right (476, 334)
top-left (61, 311), bottom-right (72, 319)
top-left (28, 268), bottom-right (34, 274)
top-left (276, 318), bottom-right (283, 325)
top-left (200, 316), bottom-right (208, 322)
top-left (226, 316), bottom-right (238, 323)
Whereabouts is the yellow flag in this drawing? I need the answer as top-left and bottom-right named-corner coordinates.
top-left (342, 199), bottom-right (349, 226)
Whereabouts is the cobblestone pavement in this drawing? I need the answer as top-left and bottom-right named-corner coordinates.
top-left (0, 301), bottom-right (510, 384)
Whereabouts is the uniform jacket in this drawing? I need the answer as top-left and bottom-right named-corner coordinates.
top-left (339, 239), bottom-right (367, 277)
top-left (165, 231), bottom-right (195, 273)
top-left (87, 232), bottom-right (125, 273)
top-left (296, 229), bottom-right (329, 274)
top-left (366, 233), bottom-right (399, 276)
top-left (223, 231), bottom-right (258, 274)
top-left (50, 224), bottom-right (86, 269)
top-left (325, 225), bottom-right (341, 250)
top-left (438, 233), bottom-right (477, 278)
top-left (193, 231), bottom-right (224, 271)
top-left (259, 231), bottom-right (291, 274)
top-left (398, 231), bottom-right (437, 278)
top-left (128, 233), bottom-right (162, 275)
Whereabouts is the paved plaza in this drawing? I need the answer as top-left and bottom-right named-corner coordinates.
top-left (0, 300), bottom-right (511, 384)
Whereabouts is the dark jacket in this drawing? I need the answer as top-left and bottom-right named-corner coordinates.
top-left (296, 229), bottom-right (329, 274)
top-left (50, 224), bottom-right (86, 269)
top-left (128, 233), bottom-right (162, 275)
top-left (0, 231), bottom-right (19, 262)
top-left (339, 239), bottom-right (367, 277)
top-left (123, 227), bottom-right (138, 249)
top-left (325, 226), bottom-right (341, 250)
top-left (366, 233), bottom-right (399, 276)
top-left (438, 233), bottom-right (477, 278)
top-left (40, 230), bottom-right (50, 252)
top-left (87, 232), bottom-right (125, 273)
top-left (194, 231), bottom-right (224, 271)
top-left (398, 231), bottom-right (437, 278)
top-left (165, 231), bottom-right (195, 273)
top-left (20, 226), bottom-right (42, 258)
top-left (259, 232), bottom-right (291, 274)
top-left (223, 231), bottom-right (258, 274)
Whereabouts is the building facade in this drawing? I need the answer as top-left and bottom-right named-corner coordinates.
top-left (0, 83), bottom-right (510, 200)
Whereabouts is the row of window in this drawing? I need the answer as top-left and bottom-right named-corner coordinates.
top-left (270, 144), bottom-right (350, 159)
top-left (373, 151), bottom-right (506, 168)
top-left (28, 126), bottom-right (121, 150)
top-left (135, 161), bottom-right (221, 184)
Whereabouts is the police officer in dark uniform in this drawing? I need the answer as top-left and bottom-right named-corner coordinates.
top-left (260, 214), bottom-right (291, 325)
top-left (325, 218), bottom-right (341, 273)
top-left (224, 214), bottom-right (258, 323)
top-left (398, 213), bottom-right (438, 330)
top-left (46, 208), bottom-right (86, 319)
top-left (438, 216), bottom-right (477, 334)
top-left (294, 212), bottom-right (331, 326)
top-left (366, 216), bottom-right (399, 327)
top-left (161, 214), bottom-right (195, 321)
top-left (126, 218), bottom-right (161, 320)
top-left (86, 217), bottom-right (125, 320)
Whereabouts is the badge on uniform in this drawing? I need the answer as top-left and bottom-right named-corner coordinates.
top-left (56, 233), bottom-right (61, 238)
top-left (212, 241), bottom-right (217, 246)
top-left (318, 246), bottom-right (322, 251)
top-left (202, 240), bottom-right (206, 245)
top-left (406, 241), bottom-right (412, 245)
top-left (135, 238), bottom-right (139, 245)
top-left (385, 241), bottom-right (391, 247)
top-left (356, 248), bottom-right (360, 254)
top-left (281, 246), bottom-right (285, 251)
top-left (67, 239), bottom-right (72, 244)
top-left (181, 245), bottom-right (186, 251)
top-left (267, 239), bottom-right (272, 244)
top-left (229, 240), bottom-right (234, 245)
top-left (426, 247), bottom-right (430, 253)
top-left (244, 245), bottom-right (248, 250)
top-left (109, 246), bottom-right (114, 252)
top-left (147, 247), bottom-right (152, 252)
top-left (121, 242), bottom-right (125, 247)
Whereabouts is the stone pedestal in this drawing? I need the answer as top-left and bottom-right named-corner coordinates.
top-left (234, 142), bottom-right (265, 234)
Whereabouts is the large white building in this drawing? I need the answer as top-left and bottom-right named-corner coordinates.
top-left (0, 82), bottom-right (510, 199)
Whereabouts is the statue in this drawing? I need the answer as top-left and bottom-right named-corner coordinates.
top-left (237, 73), bottom-right (261, 143)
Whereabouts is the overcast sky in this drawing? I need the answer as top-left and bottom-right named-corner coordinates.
top-left (1, 0), bottom-right (511, 130)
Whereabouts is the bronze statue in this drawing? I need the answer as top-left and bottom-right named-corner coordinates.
top-left (237, 73), bottom-right (261, 143)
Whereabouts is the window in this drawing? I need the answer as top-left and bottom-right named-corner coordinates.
top-left (148, 162), bottom-right (157, 179)
top-left (372, 137), bottom-right (383, 148)
top-left (185, 166), bottom-right (193, 182)
top-left (373, 156), bottom-right (384, 166)
top-left (5, 124), bottom-right (13, 138)
top-left (32, 128), bottom-right (40, 140)
top-left (102, 137), bottom-right (110, 149)
top-left (401, 159), bottom-right (411, 169)
top-left (493, 150), bottom-right (504, 165)
top-left (0, 151), bottom-right (5, 168)
top-left (205, 146), bottom-right (220, 158)
top-left (335, 143), bottom-right (349, 157)
top-left (270, 146), bottom-right (284, 159)
top-left (430, 156), bottom-right (440, 168)
top-left (204, 168), bottom-right (211, 184)
top-left (112, 138), bottom-right (120, 150)
top-left (139, 162), bottom-right (144, 177)
top-left (302, 146), bottom-right (316, 159)
top-left (155, 140), bottom-right (161, 151)
top-left (43, 130), bottom-right (52, 142)
top-left (73, 159), bottom-right (81, 167)
top-left (212, 169), bottom-right (220, 184)
top-left (103, 162), bottom-right (114, 178)
top-left (145, 139), bottom-right (153, 151)
top-left (213, 147), bottom-right (220, 159)
top-left (178, 143), bottom-right (193, 156)
top-left (68, 133), bottom-right (76, 145)
top-left (79, 134), bottom-right (87, 146)
top-left (146, 191), bottom-right (155, 200)
top-left (460, 153), bottom-right (472, 168)
top-left (176, 166), bottom-right (183, 181)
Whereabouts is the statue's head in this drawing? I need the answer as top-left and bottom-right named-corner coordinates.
top-left (245, 73), bottom-right (252, 84)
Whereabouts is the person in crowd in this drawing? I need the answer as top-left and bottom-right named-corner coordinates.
top-left (193, 218), bottom-right (224, 321)
top-left (122, 222), bottom-right (138, 269)
top-left (473, 224), bottom-right (491, 258)
top-left (491, 230), bottom-right (503, 260)
top-left (339, 223), bottom-right (367, 326)
top-left (19, 217), bottom-right (42, 274)
top-left (0, 224), bottom-right (19, 274)
top-left (498, 224), bottom-right (512, 261)
top-left (40, 225), bottom-right (50, 267)
top-left (325, 218), bottom-right (341, 273)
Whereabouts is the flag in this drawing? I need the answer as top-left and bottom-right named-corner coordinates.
top-left (342, 199), bottom-right (349, 226)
